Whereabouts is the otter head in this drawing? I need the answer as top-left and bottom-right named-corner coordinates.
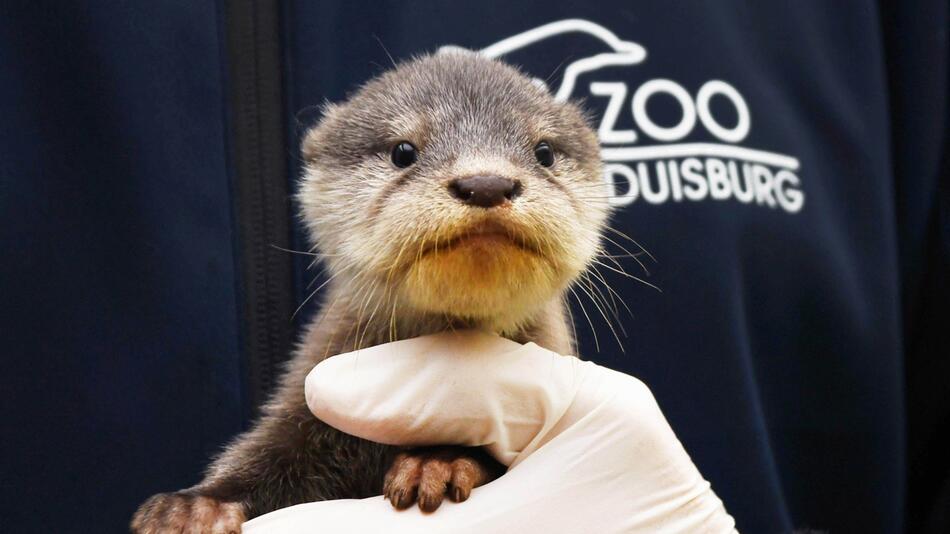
top-left (299, 51), bottom-right (610, 333)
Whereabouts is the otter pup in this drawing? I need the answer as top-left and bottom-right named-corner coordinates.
top-left (131, 50), bottom-right (611, 533)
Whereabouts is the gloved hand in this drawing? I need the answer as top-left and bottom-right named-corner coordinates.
top-left (243, 330), bottom-right (737, 533)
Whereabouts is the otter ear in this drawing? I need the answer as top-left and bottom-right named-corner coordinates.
top-left (301, 100), bottom-right (344, 162)
top-left (318, 100), bottom-right (341, 121)
top-left (301, 127), bottom-right (321, 163)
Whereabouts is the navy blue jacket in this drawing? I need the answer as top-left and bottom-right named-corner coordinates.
top-left (1, 2), bottom-right (946, 532)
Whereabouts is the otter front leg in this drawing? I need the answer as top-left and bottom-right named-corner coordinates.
top-left (384, 446), bottom-right (505, 512)
top-left (131, 491), bottom-right (245, 534)
top-left (131, 403), bottom-right (392, 533)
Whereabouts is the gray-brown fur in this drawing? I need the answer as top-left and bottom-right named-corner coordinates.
top-left (131, 50), bottom-right (611, 533)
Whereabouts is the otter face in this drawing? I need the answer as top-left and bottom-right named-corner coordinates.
top-left (299, 52), bottom-right (610, 330)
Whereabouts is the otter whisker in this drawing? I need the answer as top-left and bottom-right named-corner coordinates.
top-left (522, 210), bottom-right (559, 258)
top-left (305, 265), bottom-right (331, 290)
top-left (308, 267), bottom-right (372, 342)
top-left (414, 233), bottom-right (428, 266)
top-left (594, 249), bottom-right (655, 296)
top-left (269, 243), bottom-right (342, 258)
top-left (588, 264), bottom-right (635, 321)
top-left (582, 271), bottom-right (626, 336)
top-left (385, 233), bottom-right (415, 285)
top-left (592, 242), bottom-right (641, 277)
top-left (575, 275), bottom-right (625, 352)
top-left (597, 250), bottom-right (640, 283)
top-left (353, 280), bottom-right (377, 344)
top-left (593, 241), bottom-right (637, 275)
top-left (352, 279), bottom-right (382, 351)
top-left (371, 34), bottom-right (398, 69)
top-left (563, 293), bottom-right (579, 354)
top-left (339, 280), bottom-right (373, 351)
top-left (388, 297), bottom-right (398, 343)
top-left (563, 187), bottom-right (616, 196)
top-left (581, 270), bottom-right (619, 318)
top-left (590, 259), bottom-right (662, 293)
top-left (294, 264), bottom-right (353, 320)
top-left (599, 235), bottom-right (651, 275)
top-left (605, 226), bottom-right (657, 264)
top-left (312, 285), bottom-right (345, 343)
top-left (374, 277), bottom-right (399, 339)
top-left (357, 281), bottom-right (385, 350)
top-left (568, 285), bottom-right (600, 353)
top-left (600, 253), bottom-right (650, 259)
top-left (586, 272), bottom-right (630, 340)
top-left (544, 56), bottom-right (570, 85)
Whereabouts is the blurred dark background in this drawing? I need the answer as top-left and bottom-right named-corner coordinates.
top-left (1, 1), bottom-right (947, 533)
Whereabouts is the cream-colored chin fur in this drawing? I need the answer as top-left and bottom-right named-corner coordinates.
top-left (397, 239), bottom-right (568, 328)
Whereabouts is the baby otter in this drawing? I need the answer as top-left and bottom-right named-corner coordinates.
top-left (131, 50), bottom-right (611, 533)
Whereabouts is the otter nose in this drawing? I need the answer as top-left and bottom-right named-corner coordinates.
top-left (448, 175), bottom-right (522, 208)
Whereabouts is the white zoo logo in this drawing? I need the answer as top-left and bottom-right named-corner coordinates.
top-left (474, 19), bottom-right (805, 214)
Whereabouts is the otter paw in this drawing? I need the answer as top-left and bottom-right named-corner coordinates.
top-left (130, 491), bottom-right (246, 534)
top-left (383, 446), bottom-right (501, 513)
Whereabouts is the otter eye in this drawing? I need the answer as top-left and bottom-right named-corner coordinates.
top-left (534, 141), bottom-right (554, 167)
top-left (391, 141), bottom-right (418, 168)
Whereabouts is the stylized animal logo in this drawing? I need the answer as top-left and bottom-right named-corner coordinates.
top-left (444, 19), bottom-right (805, 213)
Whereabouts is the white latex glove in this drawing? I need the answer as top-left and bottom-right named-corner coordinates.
top-left (243, 330), bottom-right (737, 533)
